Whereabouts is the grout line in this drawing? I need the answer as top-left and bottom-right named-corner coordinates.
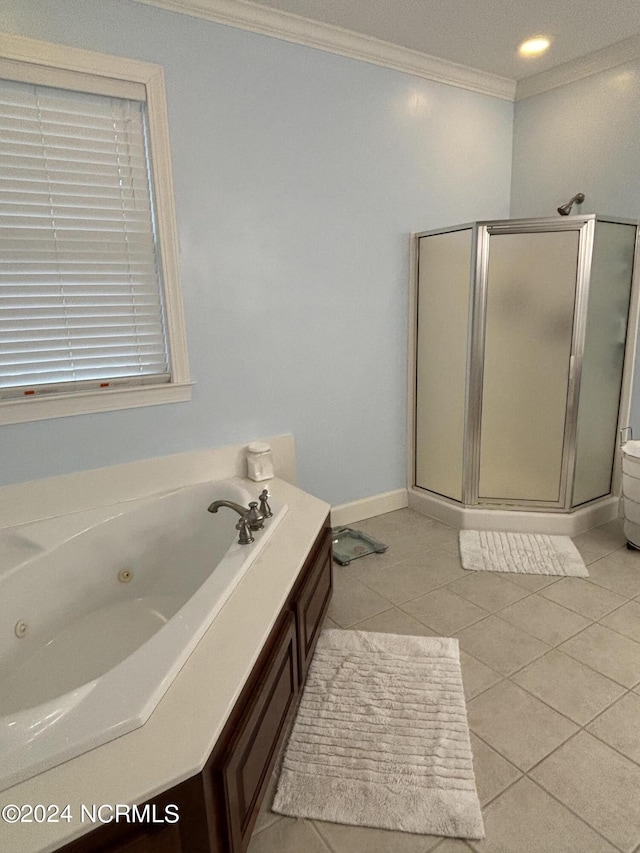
top-left (522, 755), bottom-right (629, 852)
top-left (344, 604), bottom-right (396, 630)
top-left (309, 819), bottom-right (338, 853)
top-left (473, 695), bottom-right (640, 850)
top-left (342, 535), bottom-right (640, 695)
top-left (580, 694), bottom-right (640, 770)
top-left (250, 814), bottom-right (283, 839)
top-left (520, 772), bottom-right (627, 853)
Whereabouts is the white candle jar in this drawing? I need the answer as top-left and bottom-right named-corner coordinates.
top-left (246, 441), bottom-right (274, 481)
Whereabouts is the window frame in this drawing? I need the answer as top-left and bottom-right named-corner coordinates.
top-left (0, 32), bottom-right (191, 425)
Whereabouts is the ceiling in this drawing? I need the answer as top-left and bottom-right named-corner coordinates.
top-left (241, 0), bottom-right (640, 80)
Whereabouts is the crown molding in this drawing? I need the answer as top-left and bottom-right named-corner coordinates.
top-left (132, 0), bottom-right (516, 100)
top-left (516, 33), bottom-right (640, 101)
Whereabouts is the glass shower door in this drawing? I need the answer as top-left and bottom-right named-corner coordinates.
top-left (414, 228), bottom-right (472, 501)
top-left (477, 228), bottom-right (581, 505)
top-left (572, 222), bottom-right (636, 505)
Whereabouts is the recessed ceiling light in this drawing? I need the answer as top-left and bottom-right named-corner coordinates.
top-left (519, 37), bottom-right (551, 57)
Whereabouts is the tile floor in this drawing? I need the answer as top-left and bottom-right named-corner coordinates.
top-left (248, 510), bottom-right (640, 853)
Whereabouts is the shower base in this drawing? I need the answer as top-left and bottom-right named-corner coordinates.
top-left (408, 488), bottom-right (620, 536)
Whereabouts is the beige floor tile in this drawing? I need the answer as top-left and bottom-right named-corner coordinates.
top-left (572, 525), bottom-right (628, 560)
top-left (401, 587), bottom-right (489, 635)
top-left (412, 521), bottom-right (460, 552)
top-left (433, 840), bottom-right (474, 851)
top-left (586, 692), bottom-right (640, 764)
top-left (539, 577), bottom-right (626, 619)
top-left (459, 651), bottom-right (503, 700)
top-left (248, 817), bottom-right (331, 853)
top-left (457, 615), bottom-right (550, 676)
top-left (350, 607), bottom-right (436, 636)
top-left (343, 542), bottom-right (424, 578)
top-left (499, 572), bottom-right (560, 592)
top-left (531, 731), bottom-right (640, 852)
top-left (512, 649), bottom-right (625, 725)
top-left (469, 733), bottom-right (521, 805)
top-left (467, 680), bottom-right (578, 770)
top-left (361, 508), bottom-right (437, 532)
top-left (358, 510), bottom-right (455, 551)
top-left (559, 623), bottom-right (640, 687)
top-left (600, 598), bottom-right (640, 643)
top-left (469, 777), bottom-right (617, 853)
top-left (314, 819), bottom-right (442, 852)
top-left (323, 615), bottom-right (341, 629)
top-left (252, 773), bottom-right (282, 835)
top-left (598, 518), bottom-right (625, 536)
top-left (442, 539), bottom-right (462, 557)
top-left (584, 551), bottom-right (640, 598)
top-left (496, 593), bottom-right (590, 646)
top-left (596, 541), bottom-right (640, 570)
top-left (326, 571), bottom-right (391, 628)
top-left (573, 546), bottom-right (604, 566)
top-left (357, 549), bottom-right (467, 604)
top-left (357, 511), bottom-right (452, 551)
top-left (445, 572), bottom-right (529, 613)
top-left (341, 515), bottom-right (444, 577)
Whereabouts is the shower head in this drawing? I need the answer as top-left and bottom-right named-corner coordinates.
top-left (557, 193), bottom-right (585, 216)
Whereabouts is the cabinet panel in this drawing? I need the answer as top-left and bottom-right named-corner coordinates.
top-left (58, 778), bottom-right (210, 853)
top-left (222, 613), bottom-right (298, 853)
top-left (295, 528), bottom-right (332, 681)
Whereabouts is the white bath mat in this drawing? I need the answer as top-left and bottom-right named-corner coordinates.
top-left (459, 530), bottom-right (588, 576)
top-left (273, 629), bottom-right (484, 840)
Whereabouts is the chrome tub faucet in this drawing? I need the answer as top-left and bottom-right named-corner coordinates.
top-left (207, 499), bottom-right (265, 545)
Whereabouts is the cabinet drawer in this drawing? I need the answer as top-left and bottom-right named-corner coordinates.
top-left (222, 613), bottom-right (298, 852)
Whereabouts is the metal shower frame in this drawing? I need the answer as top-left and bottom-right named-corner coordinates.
top-left (408, 213), bottom-right (640, 513)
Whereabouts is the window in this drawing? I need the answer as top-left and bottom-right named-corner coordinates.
top-left (0, 34), bottom-right (191, 424)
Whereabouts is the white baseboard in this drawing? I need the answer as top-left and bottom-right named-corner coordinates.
top-left (331, 488), bottom-right (408, 527)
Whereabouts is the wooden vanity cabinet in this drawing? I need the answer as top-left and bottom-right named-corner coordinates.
top-left (208, 612), bottom-right (299, 852)
top-left (60, 517), bottom-right (332, 853)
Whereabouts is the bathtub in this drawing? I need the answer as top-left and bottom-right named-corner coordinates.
top-left (0, 478), bottom-right (287, 793)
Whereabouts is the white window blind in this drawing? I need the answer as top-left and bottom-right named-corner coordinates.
top-left (0, 77), bottom-right (171, 399)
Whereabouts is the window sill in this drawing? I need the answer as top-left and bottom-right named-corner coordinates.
top-left (0, 382), bottom-right (193, 425)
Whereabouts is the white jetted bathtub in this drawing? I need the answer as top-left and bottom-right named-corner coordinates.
top-left (0, 478), bottom-right (287, 792)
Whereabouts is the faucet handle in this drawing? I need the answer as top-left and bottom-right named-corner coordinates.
top-left (258, 489), bottom-right (273, 518)
top-left (245, 501), bottom-right (264, 530)
top-left (235, 515), bottom-right (255, 545)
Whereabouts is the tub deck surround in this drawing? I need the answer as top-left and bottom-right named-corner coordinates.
top-left (0, 478), bottom-right (288, 793)
top-left (0, 477), bottom-right (330, 853)
top-left (0, 433), bottom-right (297, 530)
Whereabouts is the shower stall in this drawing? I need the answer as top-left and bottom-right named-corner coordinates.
top-left (408, 214), bottom-right (639, 534)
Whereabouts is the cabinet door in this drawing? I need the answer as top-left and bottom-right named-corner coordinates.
top-left (295, 528), bottom-right (332, 682)
top-left (479, 229), bottom-right (580, 504)
top-left (222, 613), bottom-right (299, 853)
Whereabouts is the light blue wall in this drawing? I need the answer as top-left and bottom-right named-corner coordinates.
top-left (0, 0), bottom-right (513, 503)
top-left (510, 63), bottom-right (640, 220)
top-left (510, 62), bottom-right (640, 430)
